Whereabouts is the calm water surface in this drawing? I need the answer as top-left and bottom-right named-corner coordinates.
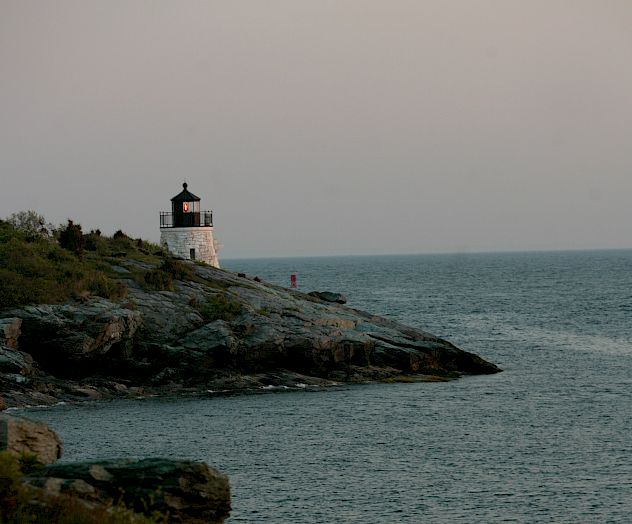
top-left (24, 251), bottom-right (632, 523)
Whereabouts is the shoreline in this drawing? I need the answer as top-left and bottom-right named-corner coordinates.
top-left (4, 370), bottom-right (464, 412)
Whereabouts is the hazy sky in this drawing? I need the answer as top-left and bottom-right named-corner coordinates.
top-left (2, 1), bottom-right (631, 258)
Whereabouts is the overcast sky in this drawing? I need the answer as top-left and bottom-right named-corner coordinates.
top-left (1, 1), bottom-right (631, 258)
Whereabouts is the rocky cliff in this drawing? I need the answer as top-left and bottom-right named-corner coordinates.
top-left (0, 259), bottom-right (500, 408)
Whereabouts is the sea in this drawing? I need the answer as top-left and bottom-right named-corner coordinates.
top-left (22, 250), bottom-right (632, 523)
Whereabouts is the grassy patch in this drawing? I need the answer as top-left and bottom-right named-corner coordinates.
top-left (160, 258), bottom-right (195, 281)
top-left (0, 222), bottom-right (129, 308)
top-left (199, 294), bottom-right (242, 322)
top-left (0, 219), bottom-right (167, 309)
top-left (136, 259), bottom-right (201, 292)
top-left (88, 272), bottom-right (128, 300)
top-left (141, 269), bottom-right (174, 292)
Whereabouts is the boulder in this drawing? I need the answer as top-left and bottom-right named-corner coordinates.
top-left (0, 414), bottom-right (63, 464)
top-left (307, 291), bottom-right (348, 304)
top-left (27, 458), bottom-right (231, 524)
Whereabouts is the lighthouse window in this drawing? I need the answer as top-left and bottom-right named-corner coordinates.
top-left (183, 202), bottom-right (190, 213)
top-left (190, 248), bottom-right (196, 260)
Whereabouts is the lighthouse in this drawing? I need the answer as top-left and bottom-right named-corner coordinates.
top-left (159, 183), bottom-right (220, 268)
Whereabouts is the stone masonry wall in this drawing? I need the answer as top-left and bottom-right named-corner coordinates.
top-left (160, 227), bottom-right (219, 268)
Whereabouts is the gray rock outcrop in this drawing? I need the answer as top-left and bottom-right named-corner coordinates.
top-left (3, 300), bottom-right (142, 378)
top-left (124, 264), bottom-right (499, 384)
top-left (0, 260), bottom-right (500, 408)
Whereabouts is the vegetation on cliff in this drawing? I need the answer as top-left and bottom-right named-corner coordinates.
top-left (0, 212), bottom-right (184, 309)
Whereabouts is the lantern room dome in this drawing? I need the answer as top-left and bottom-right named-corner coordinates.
top-left (171, 182), bottom-right (201, 202)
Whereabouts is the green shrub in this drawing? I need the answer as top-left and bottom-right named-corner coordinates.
top-left (6, 210), bottom-right (52, 239)
top-left (160, 258), bottom-right (195, 281)
top-left (142, 269), bottom-right (173, 291)
top-left (0, 227), bottom-right (81, 308)
top-left (88, 272), bottom-right (128, 300)
top-left (112, 230), bottom-right (129, 240)
top-left (0, 216), bottom-right (177, 308)
top-left (0, 221), bottom-right (130, 308)
top-left (199, 294), bottom-right (241, 322)
top-left (84, 230), bottom-right (107, 252)
top-left (18, 452), bottom-right (44, 475)
top-left (58, 220), bottom-right (84, 255)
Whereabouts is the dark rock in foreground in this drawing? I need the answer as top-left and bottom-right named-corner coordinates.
top-left (27, 458), bottom-right (231, 524)
top-left (1, 414), bottom-right (230, 524)
top-left (0, 261), bottom-right (500, 408)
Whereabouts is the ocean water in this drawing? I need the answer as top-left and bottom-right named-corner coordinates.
top-left (23, 251), bottom-right (632, 523)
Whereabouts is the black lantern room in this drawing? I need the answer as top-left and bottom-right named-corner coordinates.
top-left (159, 183), bottom-right (213, 228)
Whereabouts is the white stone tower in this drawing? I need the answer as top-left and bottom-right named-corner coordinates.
top-left (159, 182), bottom-right (220, 268)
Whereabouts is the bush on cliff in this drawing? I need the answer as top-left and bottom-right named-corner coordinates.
top-left (5, 211), bottom-right (53, 239)
top-left (110, 230), bottom-right (163, 259)
top-left (142, 268), bottom-right (174, 291)
top-left (58, 220), bottom-right (84, 255)
top-left (0, 221), bottom-right (126, 309)
top-left (89, 272), bottom-right (129, 300)
top-left (137, 258), bottom-right (199, 292)
top-left (200, 294), bottom-right (242, 322)
top-left (84, 229), bottom-right (107, 252)
top-left (160, 257), bottom-right (195, 280)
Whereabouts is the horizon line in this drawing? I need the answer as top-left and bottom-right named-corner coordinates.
top-left (221, 246), bottom-right (632, 261)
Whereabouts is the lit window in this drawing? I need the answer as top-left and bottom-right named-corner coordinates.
top-left (183, 202), bottom-right (190, 212)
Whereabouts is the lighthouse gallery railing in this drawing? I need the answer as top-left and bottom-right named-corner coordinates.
top-left (159, 211), bottom-right (213, 228)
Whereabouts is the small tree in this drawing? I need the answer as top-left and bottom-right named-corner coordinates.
top-left (6, 210), bottom-right (52, 238)
top-left (113, 229), bottom-right (129, 240)
top-left (58, 220), bottom-right (84, 255)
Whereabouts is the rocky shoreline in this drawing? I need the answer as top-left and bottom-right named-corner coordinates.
top-left (0, 260), bottom-right (500, 409)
